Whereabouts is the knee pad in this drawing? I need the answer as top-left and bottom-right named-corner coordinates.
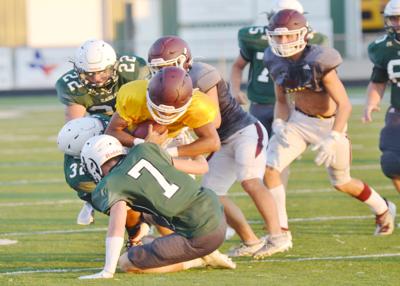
top-left (381, 151), bottom-right (400, 178)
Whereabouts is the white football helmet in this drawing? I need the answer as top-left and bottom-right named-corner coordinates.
top-left (57, 117), bottom-right (106, 157)
top-left (384, 0), bottom-right (400, 36)
top-left (80, 135), bottom-right (127, 183)
top-left (273, 0), bottom-right (304, 14)
top-left (74, 39), bottom-right (118, 92)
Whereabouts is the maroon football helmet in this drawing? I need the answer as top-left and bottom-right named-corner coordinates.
top-left (147, 36), bottom-right (193, 75)
top-left (147, 66), bottom-right (193, 125)
top-left (266, 9), bottom-right (310, 57)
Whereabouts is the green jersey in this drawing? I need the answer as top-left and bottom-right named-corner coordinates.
top-left (368, 34), bottom-right (400, 108)
top-left (91, 143), bottom-right (223, 238)
top-left (63, 114), bottom-right (110, 200)
top-left (238, 26), bottom-right (328, 104)
top-left (56, 55), bottom-right (149, 116)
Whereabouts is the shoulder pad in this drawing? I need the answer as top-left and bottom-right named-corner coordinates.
top-left (368, 35), bottom-right (390, 68)
top-left (307, 45), bottom-right (342, 74)
top-left (189, 62), bottom-right (221, 92)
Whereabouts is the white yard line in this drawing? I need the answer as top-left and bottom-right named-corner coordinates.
top-left (0, 199), bottom-right (79, 207)
top-left (1, 227), bottom-right (107, 237)
top-left (2, 253), bottom-right (400, 276)
top-left (245, 253), bottom-right (400, 263)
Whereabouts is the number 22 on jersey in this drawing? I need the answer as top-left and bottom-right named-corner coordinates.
top-left (127, 159), bottom-right (179, 199)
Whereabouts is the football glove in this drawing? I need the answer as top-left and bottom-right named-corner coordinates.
top-left (272, 119), bottom-right (290, 148)
top-left (312, 131), bottom-right (342, 167)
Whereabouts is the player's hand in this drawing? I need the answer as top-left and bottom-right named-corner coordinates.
top-left (312, 131), bottom-right (342, 167)
top-left (362, 104), bottom-right (380, 123)
top-left (272, 119), bottom-right (290, 148)
top-left (79, 269), bottom-right (114, 280)
top-left (233, 90), bottom-right (248, 105)
top-left (145, 124), bottom-right (169, 145)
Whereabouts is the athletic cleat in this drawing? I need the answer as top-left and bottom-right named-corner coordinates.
top-left (253, 232), bottom-right (292, 259)
top-left (76, 202), bottom-right (95, 225)
top-left (227, 239), bottom-right (265, 257)
top-left (374, 200), bottom-right (396, 236)
top-left (202, 250), bottom-right (236, 269)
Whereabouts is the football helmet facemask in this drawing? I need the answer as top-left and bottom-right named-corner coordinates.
top-left (147, 36), bottom-right (193, 75)
top-left (267, 9), bottom-right (310, 57)
top-left (147, 66), bottom-right (193, 125)
top-left (57, 116), bottom-right (107, 157)
top-left (80, 135), bottom-right (127, 183)
top-left (384, 0), bottom-right (400, 38)
top-left (74, 39), bottom-right (119, 94)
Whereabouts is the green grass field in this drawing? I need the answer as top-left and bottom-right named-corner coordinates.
top-left (0, 91), bottom-right (399, 286)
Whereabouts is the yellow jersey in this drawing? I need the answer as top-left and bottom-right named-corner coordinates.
top-left (116, 80), bottom-right (218, 138)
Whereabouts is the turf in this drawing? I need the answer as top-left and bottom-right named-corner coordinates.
top-left (0, 90), bottom-right (399, 286)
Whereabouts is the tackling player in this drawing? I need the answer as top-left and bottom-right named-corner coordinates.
top-left (363, 0), bottom-right (400, 201)
top-left (78, 135), bottom-right (235, 279)
top-left (261, 9), bottom-right (396, 258)
top-left (147, 35), bottom-right (291, 257)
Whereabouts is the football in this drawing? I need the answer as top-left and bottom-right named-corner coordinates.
top-left (131, 120), bottom-right (168, 139)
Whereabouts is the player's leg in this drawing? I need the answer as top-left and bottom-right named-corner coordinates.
top-left (264, 122), bottom-right (308, 230)
top-left (118, 220), bottom-right (235, 273)
top-left (328, 135), bottom-right (396, 235)
top-left (201, 146), bottom-right (262, 255)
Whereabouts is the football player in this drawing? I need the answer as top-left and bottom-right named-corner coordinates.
top-left (57, 114), bottom-right (110, 224)
top-left (261, 8), bottom-right (396, 259)
top-left (56, 39), bottom-right (149, 121)
top-left (56, 39), bottom-right (149, 222)
top-left (363, 0), bottom-right (400, 200)
top-left (230, 0), bottom-right (327, 135)
top-left (78, 135), bottom-right (235, 279)
top-left (105, 66), bottom-right (221, 157)
top-left (147, 36), bottom-right (292, 257)
top-left (230, 0), bottom-right (328, 234)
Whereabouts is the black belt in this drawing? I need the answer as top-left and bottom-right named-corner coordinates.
top-left (295, 107), bottom-right (335, 119)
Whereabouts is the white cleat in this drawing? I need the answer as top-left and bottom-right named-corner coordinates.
top-left (202, 250), bottom-right (236, 269)
top-left (227, 239), bottom-right (265, 257)
top-left (253, 232), bottom-right (292, 259)
top-left (77, 202), bottom-right (95, 225)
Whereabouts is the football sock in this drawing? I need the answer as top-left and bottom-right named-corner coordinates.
top-left (355, 183), bottom-right (388, 215)
top-left (269, 184), bottom-right (288, 229)
top-left (182, 258), bottom-right (206, 269)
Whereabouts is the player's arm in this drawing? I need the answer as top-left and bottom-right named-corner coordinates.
top-left (205, 86), bottom-right (222, 128)
top-left (230, 54), bottom-right (249, 105)
top-left (363, 81), bottom-right (386, 123)
top-left (79, 200), bottom-right (127, 279)
top-left (172, 155), bottom-right (209, 175)
top-left (274, 84), bottom-right (290, 121)
top-left (64, 104), bottom-right (87, 122)
top-left (105, 112), bottom-right (136, 147)
top-left (170, 122), bottom-right (220, 157)
top-left (323, 70), bottom-right (352, 133)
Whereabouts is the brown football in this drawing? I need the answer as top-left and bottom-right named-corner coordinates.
top-left (131, 120), bottom-right (168, 139)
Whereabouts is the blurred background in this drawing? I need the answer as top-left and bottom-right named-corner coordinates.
top-left (0, 0), bottom-right (389, 93)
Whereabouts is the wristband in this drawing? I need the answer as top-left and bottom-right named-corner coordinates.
top-left (166, 147), bottom-right (179, 157)
top-left (133, 138), bottom-right (145, 146)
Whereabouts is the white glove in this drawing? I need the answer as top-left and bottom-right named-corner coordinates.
top-left (312, 131), bottom-right (342, 167)
top-left (272, 119), bottom-right (290, 148)
top-left (79, 269), bottom-right (114, 280)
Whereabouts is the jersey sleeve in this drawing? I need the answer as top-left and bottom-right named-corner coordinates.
top-left (315, 46), bottom-right (342, 75)
top-left (238, 27), bottom-right (253, 61)
top-left (55, 74), bottom-right (75, 106)
top-left (118, 55), bottom-right (150, 83)
top-left (183, 91), bottom-right (217, 129)
top-left (190, 63), bottom-right (221, 92)
top-left (368, 38), bottom-right (387, 69)
top-left (115, 80), bottom-right (149, 126)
